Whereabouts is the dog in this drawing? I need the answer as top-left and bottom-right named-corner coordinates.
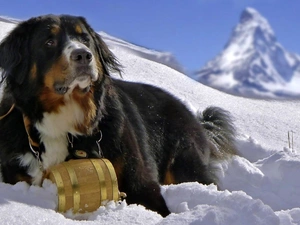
top-left (0, 15), bottom-right (237, 216)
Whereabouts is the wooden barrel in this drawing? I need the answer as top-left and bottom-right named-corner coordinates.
top-left (46, 158), bottom-right (124, 213)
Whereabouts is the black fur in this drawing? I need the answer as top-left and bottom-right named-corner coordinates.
top-left (0, 15), bottom-right (237, 216)
top-left (197, 107), bottom-right (237, 158)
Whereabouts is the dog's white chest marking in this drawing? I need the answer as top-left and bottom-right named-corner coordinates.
top-left (32, 98), bottom-right (85, 183)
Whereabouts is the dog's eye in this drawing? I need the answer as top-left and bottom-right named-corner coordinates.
top-left (55, 86), bottom-right (69, 95)
top-left (82, 37), bottom-right (90, 45)
top-left (45, 39), bottom-right (57, 47)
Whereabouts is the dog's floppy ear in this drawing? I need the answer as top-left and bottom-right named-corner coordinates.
top-left (0, 19), bottom-right (35, 85)
top-left (79, 17), bottom-right (122, 77)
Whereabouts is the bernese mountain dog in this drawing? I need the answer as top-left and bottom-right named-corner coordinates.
top-left (0, 15), bottom-right (237, 216)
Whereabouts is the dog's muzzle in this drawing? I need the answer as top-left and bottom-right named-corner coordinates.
top-left (54, 42), bottom-right (98, 95)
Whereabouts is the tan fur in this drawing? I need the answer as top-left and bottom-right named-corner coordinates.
top-left (75, 24), bottom-right (82, 34)
top-left (39, 56), bottom-right (69, 112)
top-left (51, 24), bottom-right (61, 35)
top-left (72, 86), bottom-right (97, 134)
top-left (30, 63), bottom-right (37, 80)
top-left (163, 170), bottom-right (176, 185)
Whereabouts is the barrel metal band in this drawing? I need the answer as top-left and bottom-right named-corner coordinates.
top-left (64, 163), bottom-right (80, 213)
top-left (90, 159), bottom-right (107, 204)
top-left (51, 168), bottom-right (66, 212)
top-left (102, 159), bottom-right (119, 201)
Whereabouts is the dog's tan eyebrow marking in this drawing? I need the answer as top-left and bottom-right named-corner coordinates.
top-left (75, 24), bottom-right (83, 34)
top-left (50, 24), bottom-right (61, 35)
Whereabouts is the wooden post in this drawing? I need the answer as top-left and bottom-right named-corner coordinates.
top-left (288, 131), bottom-right (291, 149)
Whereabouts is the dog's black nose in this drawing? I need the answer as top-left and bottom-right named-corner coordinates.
top-left (70, 48), bottom-right (93, 65)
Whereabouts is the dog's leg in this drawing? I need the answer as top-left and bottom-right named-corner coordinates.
top-left (163, 136), bottom-right (217, 186)
top-left (117, 167), bottom-right (170, 217)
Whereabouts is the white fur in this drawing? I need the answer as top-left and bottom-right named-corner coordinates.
top-left (35, 97), bottom-right (84, 138)
top-left (18, 153), bottom-right (43, 185)
top-left (40, 134), bottom-right (69, 170)
top-left (64, 40), bottom-right (85, 58)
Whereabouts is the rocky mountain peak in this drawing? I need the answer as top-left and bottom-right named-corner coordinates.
top-left (195, 8), bottom-right (300, 99)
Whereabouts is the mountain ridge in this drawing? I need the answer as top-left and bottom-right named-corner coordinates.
top-left (100, 31), bottom-right (184, 73)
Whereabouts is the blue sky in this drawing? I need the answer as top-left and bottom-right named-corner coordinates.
top-left (1, 0), bottom-right (300, 73)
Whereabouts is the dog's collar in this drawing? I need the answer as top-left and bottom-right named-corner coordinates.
top-left (67, 132), bottom-right (103, 159)
top-left (0, 104), bottom-right (15, 120)
top-left (23, 115), bottom-right (43, 169)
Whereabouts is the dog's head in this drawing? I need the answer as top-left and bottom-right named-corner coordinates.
top-left (0, 15), bottom-right (121, 115)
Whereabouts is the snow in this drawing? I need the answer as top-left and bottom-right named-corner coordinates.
top-left (1, 17), bottom-right (300, 225)
top-left (0, 21), bottom-right (15, 40)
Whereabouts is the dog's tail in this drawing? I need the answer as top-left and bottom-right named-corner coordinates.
top-left (197, 106), bottom-right (238, 159)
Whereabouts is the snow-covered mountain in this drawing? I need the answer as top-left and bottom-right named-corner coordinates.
top-left (195, 8), bottom-right (300, 99)
top-left (0, 16), bottom-right (20, 24)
